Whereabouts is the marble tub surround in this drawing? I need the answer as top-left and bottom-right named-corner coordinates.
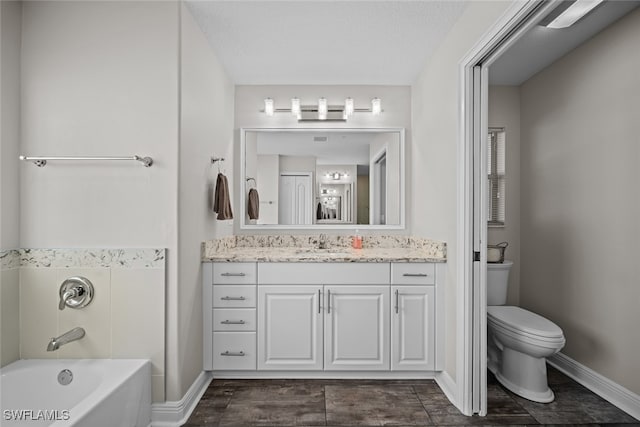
top-left (202, 235), bottom-right (446, 262)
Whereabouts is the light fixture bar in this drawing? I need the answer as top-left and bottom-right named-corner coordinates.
top-left (546, 0), bottom-right (604, 29)
top-left (260, 97), bottom-right (383, 120)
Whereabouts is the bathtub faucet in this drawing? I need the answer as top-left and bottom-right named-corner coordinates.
top-left (47, 327), bottom-right (86, 351)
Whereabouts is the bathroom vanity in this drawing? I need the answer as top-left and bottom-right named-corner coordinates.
top-left (202, 236), bottom-right (446, 377)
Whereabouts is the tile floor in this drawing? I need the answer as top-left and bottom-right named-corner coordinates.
top-left (183, 366), bottom-right (640, 426)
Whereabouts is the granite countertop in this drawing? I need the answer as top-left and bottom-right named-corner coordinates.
top-left (202, 235), bottom-right (446, 263)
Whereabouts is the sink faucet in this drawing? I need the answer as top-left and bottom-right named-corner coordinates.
top-left (318, 234), bottom-right (328, 249)
top-left (47, 327), bottom-right (85, 351)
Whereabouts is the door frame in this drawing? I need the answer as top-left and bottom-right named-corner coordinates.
top-left (456, 0), bottom-right (561, 416)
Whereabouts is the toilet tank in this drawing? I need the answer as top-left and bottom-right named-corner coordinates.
top-left (487, 260), bottom-right (513, 305)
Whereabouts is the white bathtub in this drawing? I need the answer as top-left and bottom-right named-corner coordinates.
top-left (0, 359), bottom-right (151, 427)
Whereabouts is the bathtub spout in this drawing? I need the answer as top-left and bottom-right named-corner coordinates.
top-left (47, 327), bottom-right (86, 351)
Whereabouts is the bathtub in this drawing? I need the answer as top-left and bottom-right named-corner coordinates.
top-left (0, 359), bottom-right (151, 427)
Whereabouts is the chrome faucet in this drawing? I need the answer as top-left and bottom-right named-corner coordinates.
top-left (318, 234), bottom-right (328, 249)
top-left (47, 327), bottom-right (86, 351)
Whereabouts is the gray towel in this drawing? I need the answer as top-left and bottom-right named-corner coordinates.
top-left (248, 188), bottom-right (260, 220)
top-left (213, 173), bottom-right (233, 220)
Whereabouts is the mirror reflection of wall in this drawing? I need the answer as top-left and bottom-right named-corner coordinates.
top-left (241, 129), bottom-right (404, 229)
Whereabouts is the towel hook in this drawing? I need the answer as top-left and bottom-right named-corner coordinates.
top-left (211, 157), bottom-right (225, 174)
top-left (246, 177), bottom-right (256, 188)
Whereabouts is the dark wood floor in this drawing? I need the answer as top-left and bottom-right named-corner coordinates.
top-left (183, 366), bottom-right (640, 426)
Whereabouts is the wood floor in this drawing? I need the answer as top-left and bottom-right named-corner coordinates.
top-left (183, 366), bottom-right (640, 426)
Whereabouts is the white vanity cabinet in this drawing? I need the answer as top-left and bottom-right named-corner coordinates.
top-left (204, 260), bottom-right (444, 375)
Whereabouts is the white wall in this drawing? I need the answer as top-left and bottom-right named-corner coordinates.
top-left (520, 8), bottom-right (640, 394)
top-left (411, 1), bottom-right (513, 381)
top-left (256, 155), bottom-right (279, 224)
top-left (0, 0), bottom-right (21, 251)
top-left (488, 86), bottom-right (521, 305)
top-left (19, 0), bottom-right (179, 400)
top-left (177, 3), bottom-right (234, 400)
top-left (234, 85), bottom-right (411, 234)
top-left (0, 0), bottom-right (22, 368)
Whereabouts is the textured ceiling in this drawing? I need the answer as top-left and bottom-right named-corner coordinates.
top-left (185, 1), bottom-right (468, 85)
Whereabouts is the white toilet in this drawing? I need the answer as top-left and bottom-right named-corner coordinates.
top-left (487, 261), bottom-right (565, 403)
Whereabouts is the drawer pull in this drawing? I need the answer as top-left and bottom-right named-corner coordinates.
top-left (402, 273), bottom-right (428, 277)
top-left (220, 351), bottom-right (245, 357)
top-left (221, 296), bottom-right (246, 301)
top-left (221, 272), bottom-right (246, 277)
top-left (221, 320), bottom-right (245, 325)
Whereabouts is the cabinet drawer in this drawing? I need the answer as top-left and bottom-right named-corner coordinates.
top-left (213, 308), bottom-right (256, 331)
top-left (213, 332), bottom-right (256, 370)
top-left (258, 262), bottom-right (391, 285)
top-left (213, 285), bottom-right (256, 308)
top-left (391, 263), bottom-right (435, 285)
top-left (213, 262), bottom-right (257, 285)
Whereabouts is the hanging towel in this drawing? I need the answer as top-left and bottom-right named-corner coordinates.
top-left (213, 173), bottom-right (233, 220)
top-left (316, 202), bottom-right (322, 220)
top-left (247, 187), bottom-right (260, 220)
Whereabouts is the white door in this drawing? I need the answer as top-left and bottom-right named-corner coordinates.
top-left (257, 286), bottom-right (323, 370)
top-left (324, 286), bottom-right (389, 370)
top-left (391, 286), bottom-right (435, 371)
top-left (278, 174), bottom-right (312, 225)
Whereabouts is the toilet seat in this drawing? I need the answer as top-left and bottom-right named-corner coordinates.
top-left (487, 306), bottom-right (564, 341)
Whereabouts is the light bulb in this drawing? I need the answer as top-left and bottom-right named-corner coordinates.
top-left (291, 97), bottom-right (300, 116)
top-left (371, 98), bottom-right (381, 115)
top-left (318, 97), bottom-right (327, 120)
top-left (344, 97), bottom-right (354, 118)
top-left (264, 98), bottom-right (274, 116)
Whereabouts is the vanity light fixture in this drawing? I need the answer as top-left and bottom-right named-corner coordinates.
top-left (545, 0), bottom-right (604, 29)
top-left (264, 98), bottom-right (274, 116)
top-left (260, 97), bottom-right (383, 121)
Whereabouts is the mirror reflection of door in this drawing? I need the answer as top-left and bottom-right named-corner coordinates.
top-left (371, 149), bottom-right (387, 225)
top-left (278, 173), bottom-right (312, 225)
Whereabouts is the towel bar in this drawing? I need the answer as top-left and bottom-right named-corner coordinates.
top-left (19, 155), bottom-right (153, 167)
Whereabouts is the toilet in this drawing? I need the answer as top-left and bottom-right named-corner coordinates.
top-left (487, 261), bottom-right (565, 403)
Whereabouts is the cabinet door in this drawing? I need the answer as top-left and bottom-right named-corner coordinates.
top-left (258, 286), bottom-right (323, 370)
top-left (325, 286), bottom-right (390, 370)
top-left (391, 286), bottom-right (435, 371)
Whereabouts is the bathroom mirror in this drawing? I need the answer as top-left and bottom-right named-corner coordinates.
top-left (240, 128), bottom-right (405, 230)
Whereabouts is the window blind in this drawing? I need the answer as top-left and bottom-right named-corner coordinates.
top-left (488, 128), bottom-right (505, 226)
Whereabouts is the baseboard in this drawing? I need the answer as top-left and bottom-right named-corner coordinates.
top-left (548, 352), bottom-right (640, 420)
top-left (435, 371), bottom-right (461, 412)
top-left (150, 371), bottom-right (213, 427)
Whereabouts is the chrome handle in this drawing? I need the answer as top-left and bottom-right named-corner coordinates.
top-left (318, 289), bottom-right (322, 314)
top-left (327, 289), bottom-right (331, 314)
top-left (221, 320), bottom-right (245, 325)
top-left (221, 296), bottom-right (246, 301)
top-left (220, 351), bottom-right (245, 357)
top-left (221, 272), bottom-right (246, 277)
top-left (402, 273), bottom-right (428, 277)
top-left (395, 289), bottom-right (399, 314)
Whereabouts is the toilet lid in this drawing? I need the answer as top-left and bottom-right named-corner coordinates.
top-left (487, 306), bottom-right (564, 339)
